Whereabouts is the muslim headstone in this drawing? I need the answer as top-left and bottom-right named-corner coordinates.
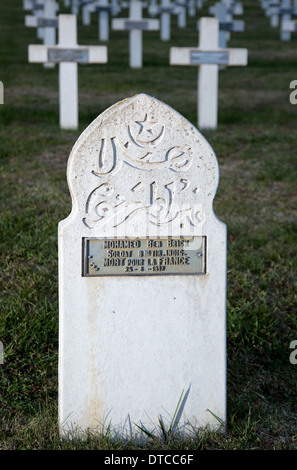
top-left (58, 93), bottom-right (227, 440)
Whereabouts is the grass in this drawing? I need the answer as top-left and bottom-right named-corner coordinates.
top-left (0, 0), bottom-right (297, 450)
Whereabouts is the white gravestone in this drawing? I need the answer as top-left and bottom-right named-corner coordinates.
top-left (28, 14), bottom-right (107, 130)
top-left (170, 17), bottom-right (248, 130)
top-left (112, 1), bottom-right (159, 68)
top-left (58, 93), bottom-right (227, 440)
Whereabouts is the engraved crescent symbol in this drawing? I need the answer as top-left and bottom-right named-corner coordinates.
top-left (128, 116), bottom-right (165, 147)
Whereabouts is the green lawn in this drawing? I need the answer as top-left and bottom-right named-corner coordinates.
top-left (0, 0), bottom-right (296, 450)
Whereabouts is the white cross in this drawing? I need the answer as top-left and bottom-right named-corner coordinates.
top-left (266, 2), bottom-right (281, 27)
top-left (71, 0), bottom-right (80, 14)
top-left (280, 0), bottom-right (296, 40)
top-left (25, 0), bottom-right (58, 68)
top-left (94, 0), bottom-right (112, 42)
top-left (170, 17), bottom-right (248, 129)
top-left (81, 1), bottom-right (96, 26)
top-left (112, 1), bottom-right (159, 68)
top-left (149, 0), bottom-right (178, 41)
top-left (28, 14), bottom-right (108, 130)
top-left (25, 0), bottom-right (58, 33)
top-left (207, 2), bottom-right (244, 48)
top-left (221, 0), bottom-right (244, 15)
top-left (83, 0), bottom-right (111, 41)
top-left (176, 0), bottom-right (187, 28)
top-left (24, 0), bottom-right (45, 39)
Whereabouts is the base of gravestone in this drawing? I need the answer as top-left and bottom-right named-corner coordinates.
top-left (59, 395), bottom-right (226, 443)
top-left (58, 93), bottom-right (227, 442)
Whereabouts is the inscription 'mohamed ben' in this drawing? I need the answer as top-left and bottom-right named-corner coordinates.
top-left (83, 237), bottom-right (206, 276)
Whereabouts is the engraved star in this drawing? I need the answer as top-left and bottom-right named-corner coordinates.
top-left (135, 114), bottom-right (158, 136)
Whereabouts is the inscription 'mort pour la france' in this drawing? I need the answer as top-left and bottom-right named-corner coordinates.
top-left (83, 237), bottom-right (206, 276)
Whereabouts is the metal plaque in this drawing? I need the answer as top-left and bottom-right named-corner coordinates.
top-left (83, 237), bottom-right (206, 276)
top-left (219, 22), bottom-right (234, 31)
top-left (47, 48), bottom-right (89, 63)
top-left (95, 5), bottom-right (112, 11)
top-left (159, 7), bottom-right (175, 13)
top-left (37, 18), bottom-right (58, 28)
top-left (124, 20), bottom-right (149, 30)
top-left (190, 50), bottom-right (229, 65)
top-left (280, 7), bottom-right (295, 14)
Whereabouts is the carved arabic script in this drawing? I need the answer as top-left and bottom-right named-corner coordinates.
top-left (83, 114), bottom-right (205, 230)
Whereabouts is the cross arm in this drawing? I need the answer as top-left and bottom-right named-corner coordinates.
top-left (219, 20), bottom-right (245, 32)
top-left (170, 47), bottom-right (248, 66)
top-left (282, 19), bottom-right (297, 31)
top-left (112, 18), bottom-right (160, 30)
top-left (228, 48), bottom-right (248, 65)
top-left (28, 44), bottom-right (108, 63)
top-left (25, 16), bottom-right (58, 28)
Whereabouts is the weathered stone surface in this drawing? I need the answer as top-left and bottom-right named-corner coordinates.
top-left (58, 94), bottom-right (227, 440)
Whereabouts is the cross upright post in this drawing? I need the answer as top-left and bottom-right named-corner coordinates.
top-left (112, 1), bottom-right (159, 68)
top-left (149, 0), bottom-right (177, 41)
top-left (28, 14), bottom-right (108, 129)
top-left (81, 1), bottom-right (95, 25)
top-left (176, 0), bottom-right (187, 28)
top-left (170, 17), bottom-right (248, 129)
top-left (280, 0), bottom-right (295, 40)
top-left (72, 0), bottom-right (80, 14)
